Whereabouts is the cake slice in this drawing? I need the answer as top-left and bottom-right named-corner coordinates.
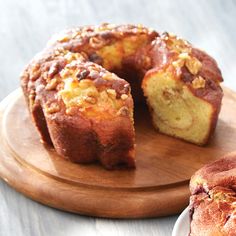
top-left (142, 33), bottom-right (223, 145)
top-left (21, 48), bottom-right (135, 169)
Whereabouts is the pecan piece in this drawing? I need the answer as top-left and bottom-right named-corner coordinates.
top-left (76, 69), bottom-right (90, 81)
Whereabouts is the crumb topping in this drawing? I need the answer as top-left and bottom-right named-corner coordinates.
top-left (192, 76), bottom-right (206, 89)
top-left (163, 33), bottom-right (203, 78)
top-left (54, 23), bottom-right (157, 44)
top-left (53, 52), bottom-right (132, 118)
top-left (185, 56), bottom-right (202, 75)
top-left (25, 25), bottom-right (222, 121)
top-left (45, 102), bottom-right (60, 114)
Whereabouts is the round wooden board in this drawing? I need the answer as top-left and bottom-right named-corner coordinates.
top-left (0, 87), bottom-right (236, 219)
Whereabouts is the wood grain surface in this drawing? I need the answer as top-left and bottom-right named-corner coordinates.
top-left (0, 0), bottom-right (236, 235)
top-left (1, 87), bottom-right (236, 219)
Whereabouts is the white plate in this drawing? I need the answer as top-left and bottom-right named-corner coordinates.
top-left (172, 207), bottom-right (190, 236)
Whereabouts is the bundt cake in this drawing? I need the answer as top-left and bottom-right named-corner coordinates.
top-left (189, 152), bottom-right (236, 236)
top-left (21, 23), bottom-right (223, 169)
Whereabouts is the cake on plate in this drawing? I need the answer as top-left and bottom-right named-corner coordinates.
top-left (21, 23), bottom-right (223, 169)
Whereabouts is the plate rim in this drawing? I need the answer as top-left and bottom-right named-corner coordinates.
top-left (172, 206), bottom-right (190, 236)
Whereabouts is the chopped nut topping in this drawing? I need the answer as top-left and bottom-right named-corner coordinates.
top-left (32, 63), bottom-right (40, 71)
top-left (166, 35), bottom-right (191, 54)
top-left (31, 69), bottom-right (41, 81)
top-left (172, 59), bottom-right (185, 68)
top-left (84, 96), bottom-right (97, 104)
top-left (79, 80), bottom-right (91, 89)
top-left (123, 84), bottom-right (130, 94)
top-left (46, 103), bottom-right (60, 114)
top-left (89, 36), bottom-right (105, 49)
top-left (192, 76), bottom-right (206, 89)
top-left (45, 78), bottom-right (58, 90)
top-left (30, 63), bottom-right (41, 81)
top-left (87, 89), bottom-right (98, 97)
top-left (80, 52), bottom-right (88, 60)
top-left (143, 56), bottom-right (151, 69)
top-left (185, 57), bottom-right (202, 75)
top-left (64, 52), bottom-right (76, 62)
top-left (102, 73), bottom-right (113, 80)
top-left (59, 68), bottom-right (71, 78)
top-left (106, 89), bottom-right (117, 97)
top-left (54, 47), bottom-right (65, 56)
top-left (172, 54), bottom-right (202, 76)
top-left (121, 94), bottom-right (128, 100)
top-left (89, 71), bottom-right (100, 80)
top-left (117, 106), bottom-right (129, 116)
top-left (88, 64), bottom-right (100, 72)
top-left (66, 107), bottom-right (77, 115)
top-left (178, 52), bottom-right (190, 60)
top-left (48, 62), bottom-right (60, 78)
top-left (66, 60), bottom-right (79, 70)
top-left (54, 50), bottom-right (61, 56)
top-left (76, 69), bottom-right (90, 81)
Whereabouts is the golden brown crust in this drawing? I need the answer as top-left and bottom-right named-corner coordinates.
top-left (21, 24), bottom-right (224, 168)
top-left (21, 46), bottom-right (135, 169)
top-left (48, 23), bottom-right (158, 54)
top-left (190, 153), bottom-right (236, 236)
top-left (48, 23), bottom-right (158, 103)
top-left (20, 23), bottom-right (159, 169)
top-left (145, 33), bottom-right (223, 103)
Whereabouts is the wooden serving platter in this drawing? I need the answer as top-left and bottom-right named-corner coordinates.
top-left (0, 87), bottom-right (236, 218)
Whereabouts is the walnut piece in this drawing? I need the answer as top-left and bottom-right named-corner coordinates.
top-left (192, 76), bottom-right (206, 89)
top-left (79, 80), bottom-right (91, 89)
top-left (121, 94), bottom-right (128, 100)
top-left (173, 54), bottom-right (202, 76)
top-left (89, 36), bottom-right (105, 49)
top-left (172, 59), bottom-right (185, 68)
top-left (185, 57), bottom-right (202, 75)
top-left (66, 107), bottom-right (77, 116)
top-left (76, 69), bottom-right (90, 81)
top-left (106, 89), bottom-right (117, 97)
top-left (87, 89), bottom-right (99, 97)
top-left (178, 52), bottom-right (190, 60)
top-left (48, 62), bottom-right (60, 79)
top-left (46, 103), bottom-right (60, 114)
top-left (45, 78), bottom-right (58, 90)
top-left (142, 56), bottom-right (151, 69)
top-left (85, 96), bottom-right (97, 104)
top-left (117, 106), bottom-right (129, 116)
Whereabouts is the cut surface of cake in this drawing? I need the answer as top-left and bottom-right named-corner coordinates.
top-left (142, 33), bottom-right (223, 145)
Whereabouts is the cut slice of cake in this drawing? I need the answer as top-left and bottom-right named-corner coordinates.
top-left (142, 33), bottom-right (223, 145)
